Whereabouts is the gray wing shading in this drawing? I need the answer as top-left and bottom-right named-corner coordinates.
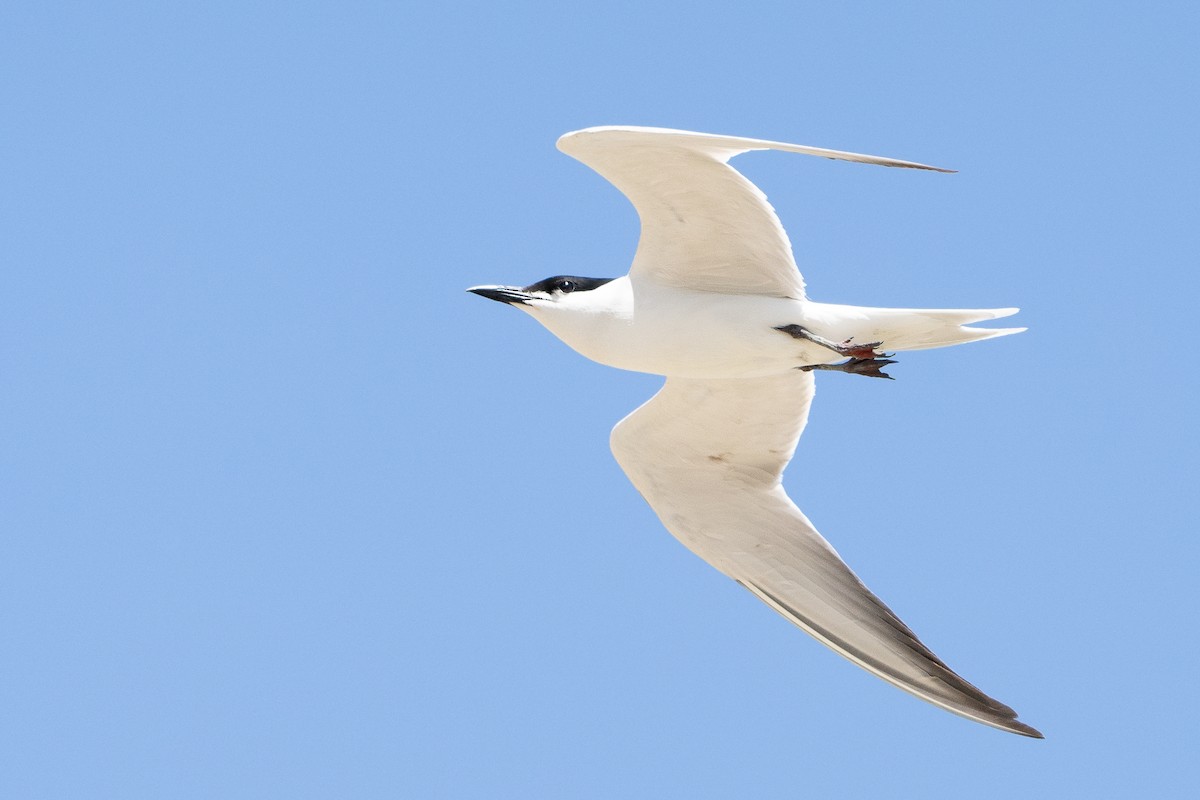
top-left (609, 370), bottom-right (1042, 737)
top-left (557, 126), bottom-right (953, 299)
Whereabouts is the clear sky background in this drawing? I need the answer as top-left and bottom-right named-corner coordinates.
top-left (3, 1), bottom-right (1198, 797)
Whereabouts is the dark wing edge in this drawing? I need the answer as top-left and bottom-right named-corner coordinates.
top-left (738, 578), bottom-right (1045, 739)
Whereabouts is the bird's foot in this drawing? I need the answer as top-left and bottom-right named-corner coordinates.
top-left (774, 324), bottom-right (889, 360)
top-left (776, 324), bottom-right (896, 378)
top-left (798, 358), bottom-right (897, 380)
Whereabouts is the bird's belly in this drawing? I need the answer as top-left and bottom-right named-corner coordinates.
top-left (580, 296), bottom-right (836, 379)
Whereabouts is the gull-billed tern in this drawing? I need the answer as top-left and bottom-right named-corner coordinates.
top-left (469, 126), bottom-right (1040, 738)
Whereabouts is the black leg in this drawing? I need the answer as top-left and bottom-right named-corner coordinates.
top-left (774, 324), bottom-right (888, 360)
top-left (776, 324), bottom-right (897, 379)
top-left (799, 358), bottom-right (896, 380)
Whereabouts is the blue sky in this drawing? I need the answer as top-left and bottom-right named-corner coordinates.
top-left (3, 1), bottom-right (1198, 797)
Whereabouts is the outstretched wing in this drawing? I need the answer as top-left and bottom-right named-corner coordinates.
top-left (609, 370), bottom-right (1041, 737)
top-left (557, 126), bottom-right (952, 299)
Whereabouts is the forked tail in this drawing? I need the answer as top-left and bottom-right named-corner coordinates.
top-left (806, 303), bottom-right (1025, 352)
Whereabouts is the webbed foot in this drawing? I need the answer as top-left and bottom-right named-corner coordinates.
top-left (774, 324), bottom-right (889, 359)
top-left (776, 324), bottom-right (897, 379)
top-left (799, 358), bottom-right (897, 380)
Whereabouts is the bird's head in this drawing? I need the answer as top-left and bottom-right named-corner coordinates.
top-left (467, 275), bottom-right (617, 308)
top-left (467, 274), bottom-right (628, 361)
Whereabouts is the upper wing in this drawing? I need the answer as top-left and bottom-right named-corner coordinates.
top-left (609, 371), bottom-right (1041, 737)
top-left (557, 126), bottom-right (953, 299)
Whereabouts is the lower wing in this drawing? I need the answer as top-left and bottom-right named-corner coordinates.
top-left (610, 371), bottom-right (1041, 737)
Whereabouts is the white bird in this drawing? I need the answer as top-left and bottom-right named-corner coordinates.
top-left (469, 126), bottom-right (1041, 738)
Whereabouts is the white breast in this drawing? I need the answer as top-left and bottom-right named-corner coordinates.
top-left (525, 277), bottom-right (832, 379)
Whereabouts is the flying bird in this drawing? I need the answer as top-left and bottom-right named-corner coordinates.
top-left (469, 126), bottom-right (1041, 738)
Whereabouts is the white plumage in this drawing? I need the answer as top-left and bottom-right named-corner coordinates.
top-left (470, 126), bottom-right (1040, 738)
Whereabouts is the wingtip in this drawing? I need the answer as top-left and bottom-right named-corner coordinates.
top-left (1006, 719), bottom-right (1045, 739)
top-left (875, 158), bottom-right (955, 173)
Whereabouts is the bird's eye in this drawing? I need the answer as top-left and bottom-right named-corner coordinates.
top-left (557, 279), bottom-right (577, 293)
